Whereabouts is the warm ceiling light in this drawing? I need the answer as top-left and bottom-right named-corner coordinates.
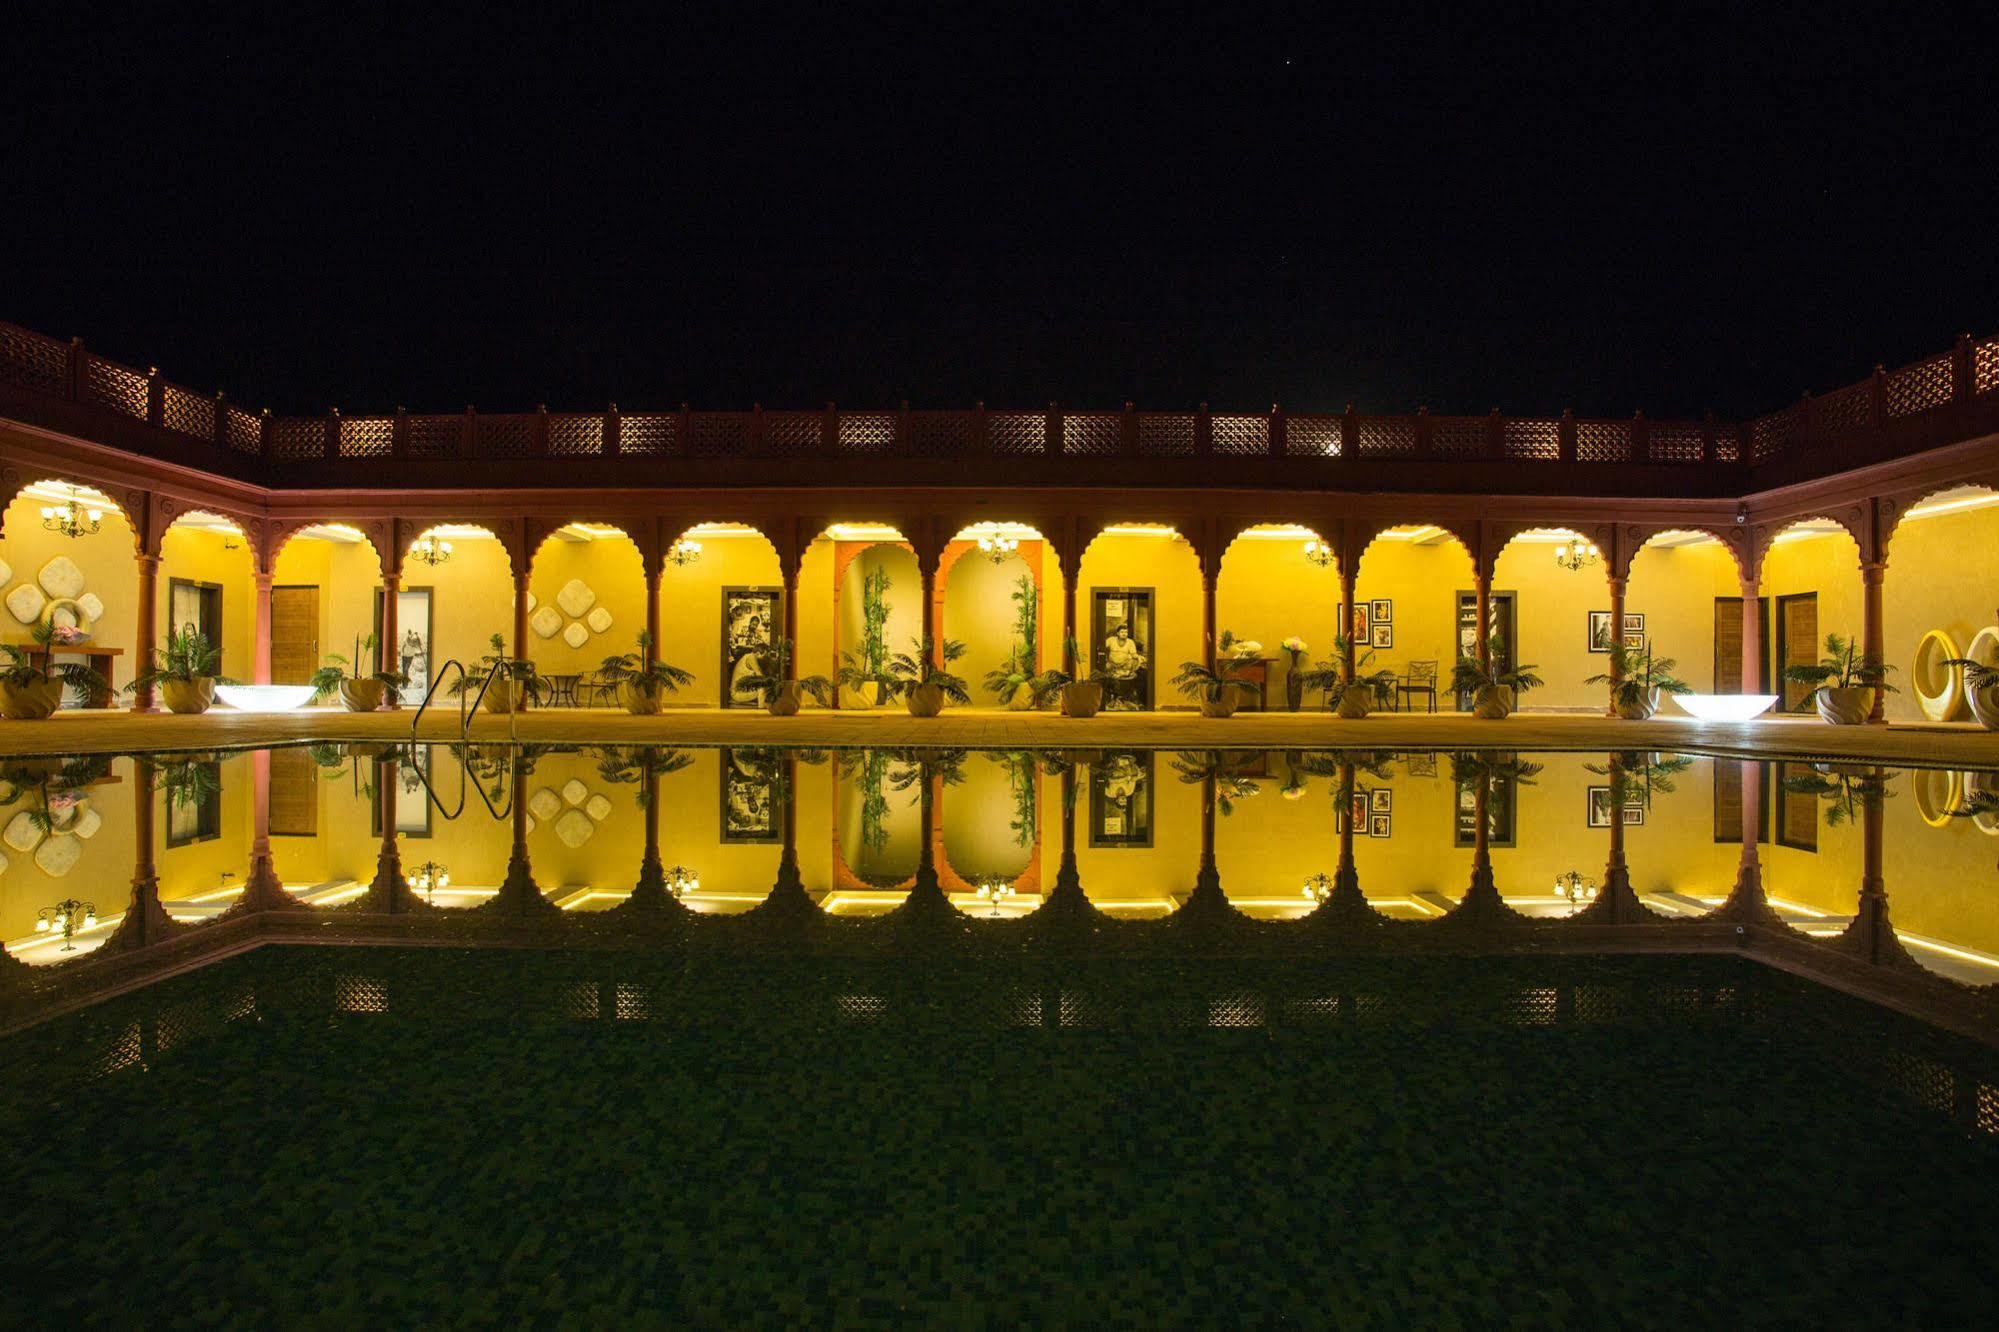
top-left (40, 499), bottom-right (103, 539)
top-left (1100, 524), bottom-right (1180, 537)
top-left (1302, 538), bottom-right (1336, 567)
top-left (410, 533), bottom-right (453, 566)
top-left (826, 523), bottom-right (907, 541)
top-left (666, 538), bottom-right (702, 566)
top-left (1552, 537), bottom-right (1599, 572)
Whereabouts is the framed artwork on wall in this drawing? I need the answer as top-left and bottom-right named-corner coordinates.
top-left (720, 748), bottom-right (781, 843)
top-left (1369, 814), bottom-right (1392, 839)
top-left (722, 587), bottom-right (782, 709)
top-left (1369, 788), bottom-right (1393, 814)
top-left (1091, 751), bottom-right (1155, 847)
top-left (1588, 610), bottom-right (1615, 653)
top-left (1091, 590), bottom-right (1154, 711)
top-left (1337, 603), bottom-right (1372, 647)
top-left (1371, 623), bottom-right (1393, 649)
top-left (1587, 785), bottom-right (1616, 828)
top-left (375, 585), bottom-right (435, 705)
top-left (1370, 599), bottom-right (1392, 624)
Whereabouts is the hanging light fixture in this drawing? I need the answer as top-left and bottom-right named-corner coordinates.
top-left (406, 860), bottom-right (450, 905)
top-left (665, 865), bottom-right (699, 899)
top-left (411, 533), bottom-right (453, 567)
top-left (666, 537), bottom-right (702, 566)
top-left (40, 499), bottom-right (104, 539)
top-left (35, 898), bottom-right (99, 951)
top-left (1553, 536), bottom-right (1600, 572)
top-left (1553, 870), bottom-right (1597, 907)
top-left (975, 531), bottom-right (1019, 563)
top-left (1301, 872), bottom-right (1335, 904)
top-left (974, 876), bottom-right (1015, 915)
top-left (1301, 537), bottom-right (1336, 568)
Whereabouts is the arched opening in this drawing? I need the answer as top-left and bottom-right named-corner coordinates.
top-left (1886, 767), bottom-right (1999, 983)
top-left (1490, 528), bottom-right (1609, 711)
top-left (827, 748), bottom-right (922, 913)
top-left (400, 524), bottom-right (514, 687)
top-left (1883, 484), bottom-right (1999, 722)
top-left (659, 522), bottom-right (785, 709)
top-left (1624, 529), bottom-right (1748, 702)
top-left (527, 523), bottom-right (649, 706)
top-left (158, 512), bottom-right (255, 682)
top-left (1075, 524), bottom-right (1201, 710)
top-left (0, 480), bottom-right (135, 704)
top-left (269, 524), bottom-right (388, 695)
top-left (942, 523), bottom-right (1053, 707)
top-left (1758, 518), bottom-right (1862, 715)
top-left (1216, 525), bottom-right (1338, 711)
top-left (1351, 524), bottom-right (1474, 712)
top-left (1211, 749), bottom-right (1342, 919)
top-left (1075, 749), bottom-right (1204, 912)
top-left (816, 524), bottom-right (919, 709)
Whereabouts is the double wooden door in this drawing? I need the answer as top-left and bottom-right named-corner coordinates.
top-left (269, 585), bottom-right (320, 685)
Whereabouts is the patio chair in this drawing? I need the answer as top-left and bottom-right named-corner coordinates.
top-left (1396, 661), bottom-right (1438, 713)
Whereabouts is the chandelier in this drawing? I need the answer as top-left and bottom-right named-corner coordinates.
top-left (975, 531), bottom-right (1019, 564)
top-left (666, 538), bottom-right (702, 567)
top-left (1553, 870), bottom-right (1597, 907)
top-left (35, 898), bottom-right (98, 951)
top-left (1301, 538), bottom-right (1336, 568)
top-left (1301, 872), bottom-right (1335, 905)
top-left (41, 499), bottom-right (104, 539)
top-left (1553, 537), bottom-right (1599, 572)
top-left (411, 533), bottom-right (453, 566)
top-left (665, 864), bottom-right (699, 899)
top-left (406, 860), bottom-right (449, 905)
top-left (974, 876), bottom-right (1015, 914)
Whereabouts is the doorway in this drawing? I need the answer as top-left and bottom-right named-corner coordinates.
top-left (1454, 590), bottom-right (1516, 710)
top-left (1776, 593), bottom-right (1819, 712)
top-left (167, 578), bottom-right (223, 657)
top-left (1713, 596), bottom-right (1771, 693)
top-left (1091, 588), bottom-right (1154, 710)
top-left (269, 585), bottom-right (320, 685)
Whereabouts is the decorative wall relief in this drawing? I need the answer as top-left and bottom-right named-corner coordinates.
top-left (585, 606), bottom-right (613, 635)
top-left (0, 558), bottom-right (11, 586)
top-left (529, 605), bottom-right (563, 640)
top-left (37, 556), bottom-right (86, 601)
top-left (556, 579), bottom-right (596, 618)
top-left (76, 592), bottom-right (104, 624)
top-left (561, 779), bottom-right (589, 807)
top-left (552, 807), bottom-right (596, 848)
top-left (7, 584), bottom-right (47, 624)
top-left (561, 622), bottom-right (590, 649)
top-left (528, 786), bottom-right (562, 821)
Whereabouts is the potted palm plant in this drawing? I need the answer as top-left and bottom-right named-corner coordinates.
top-left (1783, 633), bottom-right (1896, 725)
top-left (2, 623), bottom-right (112, 720)
top-left (1584, 642), bottom-right (1693, 720)
top-left (1030, 636), bottom-right (1113, 717)
top-left (448, 633), bottom-right (546, 713)
top-left (1170, 656), bottom-right (1264, 718)
top-left (1943, 655), bottom-right (1999, 730)
top-left (308, 633), bottom-right (410, 712)
top-left (733, 638), bottom-right (834, 715)
top-left (597, 630), bottom-right (694, 715)
top-left (1296, 633), bottom-right (1396, 718)
top-left (125, 623), bottom-right (232, 715)
top-left (1449, 633), bottom-right (1544, 719)
top-left (889, 636), bottom-right (971, 717)
top-left (984, 645), bottom-right (1041, 711)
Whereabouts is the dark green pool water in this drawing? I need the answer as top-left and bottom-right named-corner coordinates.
top-left (2, 947), bottom-right (1995, 1326)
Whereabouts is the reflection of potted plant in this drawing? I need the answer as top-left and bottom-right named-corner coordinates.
top-left (889, 636), bottom-right (971, 717)
top-left (733, 639), bottom-right (834, 715)
top-left (126, 624), bottom-right (232, 715)
top-left (2, 623), bottom-right (111, 720)
top-left (1296, 633), bottom-right (1396, 719)
top-left (1781, 766), bottom-right (1896, 824)
top-left (448, 633), bottom-right (546, 713)
top-left (1783, 633), bottom-right (1895, 725)
top-left (1449, 633), bottom-right (1544, 719)
top-left (1584, 642), bottom-right (1692, 720)
top-left (1943, 655), bottom-right (1999, 730)
top-left (598, 630), bottom-right (694, 715)
top-left (309, 634), bottom-right (410, 712)
top-left (1170, 658), bottom-right (1264, 718)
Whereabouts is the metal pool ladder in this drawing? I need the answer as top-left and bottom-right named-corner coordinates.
top-left (408, 658), bottom-right (521, 745)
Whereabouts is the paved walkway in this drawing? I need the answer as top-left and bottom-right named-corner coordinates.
top-left (4, 705), bottom-right (1997, 765)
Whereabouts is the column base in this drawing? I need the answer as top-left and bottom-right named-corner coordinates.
top-left (102, 875), bottom-right (182, 953)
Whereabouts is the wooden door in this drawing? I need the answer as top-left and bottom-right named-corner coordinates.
top-left (1713, 596), bottom-right (1770, 693)
top-left (1777, 594), bottom-right (1818, 712)
top-left (268, 747), bottom-right (318, 836)
top-left (269, 586), bottom-right (320, 685)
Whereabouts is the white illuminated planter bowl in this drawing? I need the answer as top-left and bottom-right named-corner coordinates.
top-left (1672, 693), bottom-right (1779, 722)
top-left (214, 684), bottom-right (317, 713)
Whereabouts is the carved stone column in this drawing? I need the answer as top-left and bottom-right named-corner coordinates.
top-left (1861, 560), bottom-right (1887, 723)
top-left (511, 569), bottom-right (531, 664)
top-left (252, 570), bottom-right (273, 685)
top-left (1605, 573), bottom-right (1627, 717)
top-left (236, 748), bottom-right (301, 913)
top-left (105, 758), bottom-right (176, 951)
top-left (1740, 579), bottom-right (1762, 695)
top-left (132, 553), bottom-right (160, 712)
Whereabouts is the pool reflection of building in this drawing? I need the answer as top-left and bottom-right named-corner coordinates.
top-left (3, 747), bottom-right (1995, 1020)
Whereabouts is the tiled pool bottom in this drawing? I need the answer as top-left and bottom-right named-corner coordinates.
top-left (4, 950), bottom-right (1996, 1326)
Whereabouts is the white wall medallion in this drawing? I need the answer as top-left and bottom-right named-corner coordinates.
top-left (0, 849), bottom-right (8, 877)
top-left (561, 778), bottom-right (589, 807)
top-left (76, 591), bottom-right (105, 624)
top-left (72, 805), bottom-right (103, 840)
top-left (6, 584), bottom-right (47, 625)
top-left (37, 555), bottom-right (87, 601)
top-left (585, 606), bottom-right (614, 635)
top-left (530, 605), bottom-right (564, 640)
top-left (3, 811), bottom-right (41, 853)
top-left (584, 793), bottom-right (614, 822)
top-left (528, 786), bottom-right (563, 821)
top-left (556, 579), bottom-right (596, 618)
top-left (561, 621), bottom-right (590, 649)
top-left (526, 591), bottom-right (538, 614)
top-left (524, 814), bottom-right (536, 836)
top-left (552, 807), bottom-right (596, 848)
top-left (0, 557), bottom-right (11, 587)
top-left (34, 834), bottom-right (82, 878)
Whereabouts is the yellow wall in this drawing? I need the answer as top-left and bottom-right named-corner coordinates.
top-left (942, 754), bottom-right (1035, 880)
top-left (1216, 533), bottom-right (1342, 705)
top-left (1625, 539), bottom-right (1743, 697)
top-left (656, 533), bottom-right (783, 708)
top-left (1075, 753), bottom-right (1204, 902)
top-left (943, 549), bottom-right (1040, 703)
top-left (836, 544), bottom-right (921, 707)
top-left (1882, 499), bottom-right (1999, 722)
top-left (1761, 529), bottom-right (1861, 708)
top-left (414, 535), bottom-right (516, 680)
top-left (796, 538), bottom-right (835, 701)
top-left (157, 526), bottom-right (252, 679)
top-left (529, 535), bottom-right (649, 681)
top-left (0, 756), bottom-right (140, 940)
top-left (0, 494), bottom-right (139, 693)
top-left (1353, 537), bottom-right (1472, 705)
top-left (1077, 532), bottom-right (1202, 708)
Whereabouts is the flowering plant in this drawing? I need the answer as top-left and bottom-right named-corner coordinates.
top-left (1281, 636), bottom-right (1307, 657)
top-left (1231, 639), bottom-right (1262, 658)
top-left (50, 624), bottom-right (87, 645)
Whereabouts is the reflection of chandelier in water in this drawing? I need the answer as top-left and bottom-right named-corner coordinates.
top-left (665, 865), bottom-right (699, 899)
top-left (35, 898), bottom-right (97, 950)
top-left (1301, 537), bottom-right (1336, 568)
top-left (666, 538), bottom-right (702, 566)
top-left (974, 876), bottom-right (1015, 914)
top-left (1301, 872), bottom-right (1335, 905)
top-left (1553, 537), bottom-right (1599, 572)
top-left (41, 499), bottom-right (104, 539)
top-left (1553, 870), bottom-right (1597, 907)
top-left (406, 860), bottom-right (449, 904)
top-left (976, 531), bottom-right (1019, 563)
top-left (411, 533), bottom-right (453, 566)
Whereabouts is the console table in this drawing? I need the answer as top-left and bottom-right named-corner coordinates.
top-left (3, 643), bottom-right (123, 709)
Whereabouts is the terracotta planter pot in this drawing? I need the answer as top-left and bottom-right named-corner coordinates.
top-left (1062, 682), bottom-right (1103, 718)
top-left (1814, 685), bottom-right (1873, 725)
top-left (0, 679), bottom-right (64, 720)
top-left (1967, 682), bottom-right (1999, 731)
top-left (624, 683), bottom-right (662, 716)
top-left (1200, 685), bottom-right (1241, 719)
top-left (905, 682), bottom-right (946, 717)
top-left (766, 683), bottom-right (802, 717)
top-left (1471, 685), bottom-right (1515, 720)
top-left (1335, 689), bottom-right (1372, 719)
top-left (1614, 686), bottom-right (1660, 720)
top-left (160, 678), bottom-right (216, 716)
top-left (339, 678), bottom-right (386, 712)
top-left (482, 680), bottom-right (528, 714)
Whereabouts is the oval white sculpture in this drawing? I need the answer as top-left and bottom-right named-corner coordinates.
top-left (215, 684), bottom-right (316, 712)
top-left (552, 807), bottom-right (596, 848)
top-left (34, 834), bottom-right (82, 878)
top-left (38, 555), bottom-right (87, 601)
top-left (561, 621), bottom-right (590, 649)
top-left (585, 606), bottom-right (614, 635)
top-left (76, 591), bottom-right (105, 625)
top-left (3, 811), bottom-right (42, 853)
top-left (556, 579), bottom-right (596, 618)
top-left (584, 793), bottom-right (613, 822)
top-left (530, 605), bottom-right (564, 640)
top-left (7, 583), bottom-right (47, 624)
top-left (1912, 629), bottom-right (1963, 721)
top-left (1672, 693), bottom-right (1779, 721)
top-left (528, 786), bottom-right (563, 821)
top-left (561, 778), bottom-right (589, 807)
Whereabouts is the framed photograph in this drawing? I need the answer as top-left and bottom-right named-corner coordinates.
top-left (721, 748), bottom-right (781, 843)
top-left (374, 585), bottom-right (436, 705)
top-left (1091, 751), bottom-right (1155, 847)
top-left (1369, 788), bottom-right (1393, 814)
top-left (1620, 804), bottom-right (1646, 826)
top-left (1345, 790), bottom-right (1368, 832)
top-left (723, 587), bottom-right (782, 709)
top-left (1622, 612), bottom-right (1646, 637)
top-left (1371, 623), bottom-right (1393, 649)
top-left (1369, 814), bottom-right (1392, 839)
top-left (1339, 603), bottom-right (1371, 644)
top-left (1587, 785), bottom-right (1615, 828)
top-left (1588, 610), bottom-right (1615, 654)
top-left (1093, 589), bottom-right (1154, 711)
top-left (1370, 598), bottom-right (1393, 623)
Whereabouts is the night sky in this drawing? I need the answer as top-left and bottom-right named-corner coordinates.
top-left (8, 8), bottom-right (1992, 421)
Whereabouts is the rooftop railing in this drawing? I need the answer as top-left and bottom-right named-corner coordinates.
top-left (3, 318), bottom-right (1994, 484)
